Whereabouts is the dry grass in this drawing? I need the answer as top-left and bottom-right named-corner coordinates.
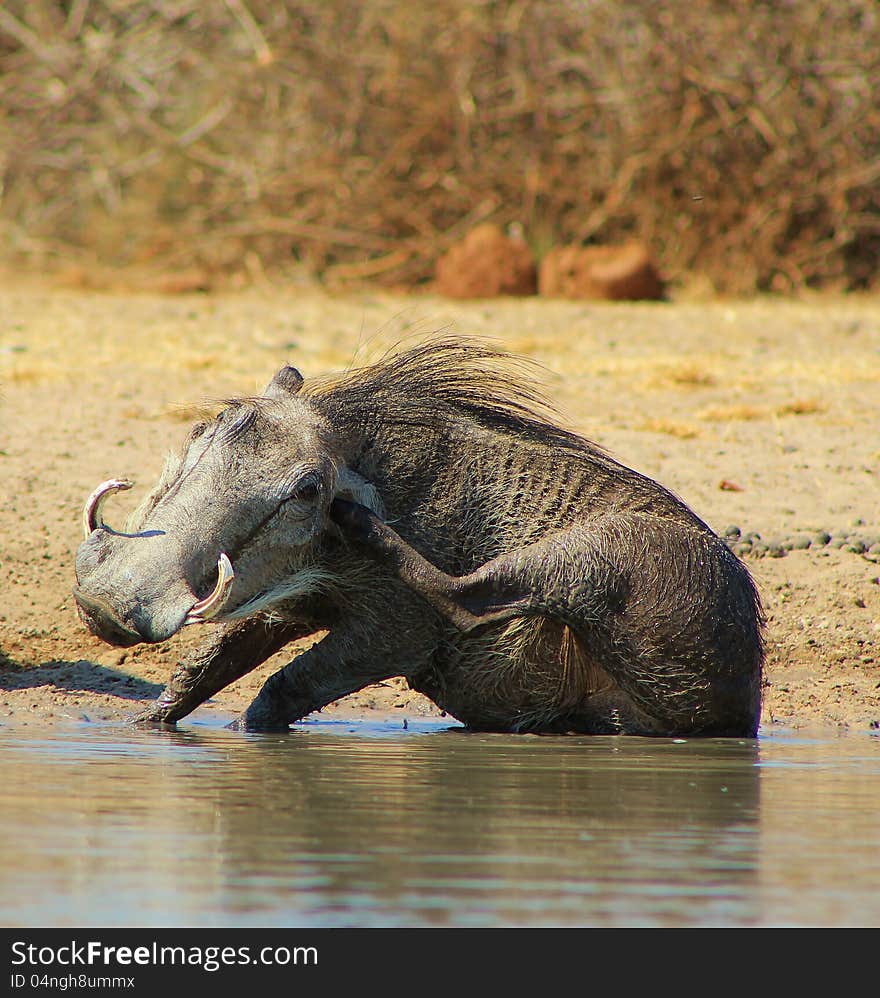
top-left (697, 403), bottom-right (766, 422)
top-left (776, 399), bottom-right (826, 417)
top-left (643, 361), bottom-right (718, 390)
top-left (0, 1), bottom-right (878, 295)
top-left (638, 418), bottom-right (701, 439)
top-left (697, 399), bottom-right (827, 422)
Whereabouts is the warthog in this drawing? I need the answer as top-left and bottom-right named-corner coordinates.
top-left (73, 338), bottom-right (764, 736)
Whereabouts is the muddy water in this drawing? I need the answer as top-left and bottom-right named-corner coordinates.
top-left (0, 717), bottom-right (878, 927)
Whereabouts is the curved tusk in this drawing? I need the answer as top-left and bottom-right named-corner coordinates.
top-left (186, 553), bottom-right (235, 624)
top-left (82, 478), bottom-right (134, 538)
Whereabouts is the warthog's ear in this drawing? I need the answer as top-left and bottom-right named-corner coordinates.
top-left (263, 365), bottom-right (304, 398)
top-left (335, 467), bottom-right (385, 518)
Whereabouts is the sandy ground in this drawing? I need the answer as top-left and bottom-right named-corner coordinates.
top-left (0, 276), bottom-right (878, 734)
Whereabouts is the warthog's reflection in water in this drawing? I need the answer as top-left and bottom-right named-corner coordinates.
top-left (0, 721), bottom-right (762, 926)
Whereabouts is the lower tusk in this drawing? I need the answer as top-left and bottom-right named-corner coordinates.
top-left (186, 553), bottom-right (235, 623)
top-left (82, 478), bottom-right (133, 538)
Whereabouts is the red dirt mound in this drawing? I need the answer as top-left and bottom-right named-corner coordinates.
top-left (435, 224), bottom-right (537, 299)
top-left (539, 242), bottom-right (665, 301)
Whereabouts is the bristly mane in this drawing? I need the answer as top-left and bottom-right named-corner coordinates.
top-left (305, 337), bottom-right (606, 456)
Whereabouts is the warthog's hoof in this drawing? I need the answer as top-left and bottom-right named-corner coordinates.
top-left (130, 704), bottom-right (179, 728)
top-left (226, 713), bottom-right (292, 733)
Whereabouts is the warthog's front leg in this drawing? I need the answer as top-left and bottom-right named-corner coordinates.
top-left (229, 589), bottom-right (442, 732)
top-left (133, 616), bottom-right (311, 726)
top-left (227, 636), bottom-right (380, 732)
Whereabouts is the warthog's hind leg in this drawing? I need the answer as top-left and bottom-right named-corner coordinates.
top-left (330, 498), bottom-right (764, 737)
top-left (330, 498), bottom-right (612, 632)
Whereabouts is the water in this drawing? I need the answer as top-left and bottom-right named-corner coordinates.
top-left (1, 715), bottom-right (878, 927)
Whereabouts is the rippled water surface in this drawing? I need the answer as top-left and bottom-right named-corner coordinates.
top-left (1, 716), bottom-right (878, 927)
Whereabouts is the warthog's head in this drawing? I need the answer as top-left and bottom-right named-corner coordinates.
top-left (74, 365), bottom-right (381, 646)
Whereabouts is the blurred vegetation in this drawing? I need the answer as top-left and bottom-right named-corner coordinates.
top-left (0, 0), bottom-right (878, 294)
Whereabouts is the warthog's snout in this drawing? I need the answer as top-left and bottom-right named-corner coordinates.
top-left (75, 477), bottom-right (237, 646)
top-left (75, 528), bottom-right (224, 646)
top-left (71, 586), bottom-right (144, 647)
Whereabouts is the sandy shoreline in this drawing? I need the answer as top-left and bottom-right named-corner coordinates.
top-left (1, 281), bottom-right (878, 734)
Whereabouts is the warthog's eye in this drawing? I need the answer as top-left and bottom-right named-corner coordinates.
top-left (289, 473), bottom-right (320, 504)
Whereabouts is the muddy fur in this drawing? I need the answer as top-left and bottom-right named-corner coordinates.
top-left (74, 336), bottom-right (764, 736)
